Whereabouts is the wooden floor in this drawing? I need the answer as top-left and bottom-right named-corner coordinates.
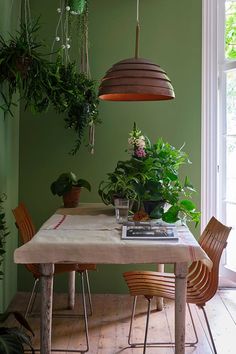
top-left (6, 290), bottom-right (236, 354)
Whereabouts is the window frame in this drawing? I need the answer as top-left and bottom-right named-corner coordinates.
top-left (202, 0), bottom-right (236, 279)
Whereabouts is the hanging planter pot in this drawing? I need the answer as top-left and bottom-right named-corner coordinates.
top-left (69, 0), bottom-right (86, 15)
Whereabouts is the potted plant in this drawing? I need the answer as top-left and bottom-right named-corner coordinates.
top-left (48, 61), bottom-right (100, 155)
top-left (0, 311), bottom-right (35, 353)
top-left (0, 20), bottom-right (100, 154)
top-left (50, 172), bottom-right (91, 207)
top-left (98, 171), bottom-right (139, 207)
top-left (0, 21), bottom-right (54, 116)
top-left (99, 124), bottom-right (200, 225)
top-left (69, 0), bottom-right (87, 15)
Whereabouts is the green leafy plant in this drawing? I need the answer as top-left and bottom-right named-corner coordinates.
top-left (98, 172), bottom-right (138, 205)
top-left (0, 194), bottom-right (9, 278)
top-left (50, 172), bottom-right (91, 197)
top-left (99, 124), bottom-right (200, 225)
top-left (0, 20), bottom-right (100, 154)
top-left (0, 311), bottom-right (35, 353)
top-left (0, 21), bottom-right (54, 115)
top-left (48, 61), bottom-right (100, 154)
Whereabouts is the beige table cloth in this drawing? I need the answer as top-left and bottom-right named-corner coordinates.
top-left (14, 203), bottom-right (211, 268)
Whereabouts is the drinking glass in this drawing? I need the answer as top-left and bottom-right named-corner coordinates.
top-left (114, 199), bottom-right (129, 223)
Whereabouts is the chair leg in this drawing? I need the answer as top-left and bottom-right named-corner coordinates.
top-left (187, 303), bottom-right (199, 345)
top-left (24, 278), bottom-right (40, 318)
top-left (200, 305), bottom-right (217, 354)
top-left (128, 296), bottom-right (137, 346)
top-left (85, 270), bottom-right (93, 316)
top-left (80, 271), bottom-right (89, 353)
top-left (127, 298), bottom-right (199, 349)
top-left (143, 298), bottom-right (151, 354)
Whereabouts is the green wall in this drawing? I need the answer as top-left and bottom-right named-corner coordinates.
top-left (0, 0), bottom-right (21, 311)
top-left (19, 0), bottom-right (202, 293)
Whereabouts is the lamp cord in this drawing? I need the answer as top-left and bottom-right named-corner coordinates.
top-left (135, 0), bottom-right (140, 58)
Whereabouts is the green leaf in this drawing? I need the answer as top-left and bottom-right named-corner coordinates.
top-left (0, 332), bottom-right (24, 354)
top-left (77, 179), bottom-right (91, 192)
top-left (162, 205), bottom-right (180, 223)
top-left (180, 199), bottom-right (196, 211)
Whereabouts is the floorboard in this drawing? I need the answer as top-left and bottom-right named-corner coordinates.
top-left (5, 290), bottom-right (236, 354)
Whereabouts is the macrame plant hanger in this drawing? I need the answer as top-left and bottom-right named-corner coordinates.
top-left (52, 0), bottom-right (95, 154)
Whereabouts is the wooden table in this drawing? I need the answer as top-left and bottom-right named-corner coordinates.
top-left (14, 204), bottom-right (212, 354)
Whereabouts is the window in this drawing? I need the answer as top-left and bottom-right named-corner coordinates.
top-left (202, 0), bottom-right (236, 279)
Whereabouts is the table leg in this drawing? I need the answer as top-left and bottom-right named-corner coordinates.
top-left (156, 264), bottom-right (164, 311)
top-left (40, 263), bottom-right (54, 354)
top-left (174, 262), bottom-right (188, 354)
top-left (68, 270), bottom-right (76, 309)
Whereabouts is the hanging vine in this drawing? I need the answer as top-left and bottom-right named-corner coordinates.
top-left (0, 0), bottom-right (100, 155)
top-left (51, 0), bottom-right (100, 154)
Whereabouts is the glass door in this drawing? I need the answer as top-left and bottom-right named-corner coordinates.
top-left (219, 0), bottom-right (236, 281)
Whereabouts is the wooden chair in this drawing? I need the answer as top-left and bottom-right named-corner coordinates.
top-left (123, 217), bottom-right (232, 354)
top-left (12, 202), bottom-right (96, 353)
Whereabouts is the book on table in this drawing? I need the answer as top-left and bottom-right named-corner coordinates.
top-left (121, 221), bottom-right (179, 241)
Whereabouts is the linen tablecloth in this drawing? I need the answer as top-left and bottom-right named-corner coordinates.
top-left (14, 204), bottom-right (211, 268)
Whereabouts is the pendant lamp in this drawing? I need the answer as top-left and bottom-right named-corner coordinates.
top-left (99, 0), bottom-right (175, 101)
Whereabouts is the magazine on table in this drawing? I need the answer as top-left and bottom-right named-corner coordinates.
top-left (121, 221), bottom-right (179, 241)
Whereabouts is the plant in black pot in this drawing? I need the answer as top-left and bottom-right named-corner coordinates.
top-left (101, 123), bottom-right (200, 225)
top-left (50, 172), bottom-right (91, 208)
top-left (128, 125), bottom-right (200, 224)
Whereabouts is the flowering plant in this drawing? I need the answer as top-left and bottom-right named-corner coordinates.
top-left (128, 123), bottom-right (147, 158)
top-left (99, 123), bottom-right (200, 225)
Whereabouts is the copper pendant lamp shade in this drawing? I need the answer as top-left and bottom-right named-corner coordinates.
top-left (99, 0), bottom-right (175, 102)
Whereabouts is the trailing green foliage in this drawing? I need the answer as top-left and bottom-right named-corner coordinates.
top-left (0, 21), bottom-right (53, 115)
top-left (0, 21), bottom-right (100, 154)
top-left (0, 194), bottom-right (9, 279)
top-left (48, 61), bottom-right (100, 154)
top-left (0, 311), bottom-right (35, 353)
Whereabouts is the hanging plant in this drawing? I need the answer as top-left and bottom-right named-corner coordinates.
top-left (52, 0), bottom-right (100, 154)
top-left (0, 194), bottom-right (9, 279)
top-left (49, 60), bottom-right (100, 154)
top-left (0, 16), bottom-right (100, 154)
top-left (69, 0), bottom-right (87, 15)
top-left (0, 21), bottom-right (54, 115)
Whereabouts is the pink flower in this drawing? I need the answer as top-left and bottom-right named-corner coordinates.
top-left (135, 148), bottom-right (146, 158)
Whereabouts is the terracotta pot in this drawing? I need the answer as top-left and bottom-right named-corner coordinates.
top-left (63, 186), bottom-right (81, 208)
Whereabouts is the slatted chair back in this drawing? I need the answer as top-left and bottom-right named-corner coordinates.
top-left (187, 216), bottom-right (231, 305)
top-left (12, 202), bottom-right (36, 243)
top-left (12, 203), bottom-right (41, 278)
top-left (12, 203), bottom-right (96, 279)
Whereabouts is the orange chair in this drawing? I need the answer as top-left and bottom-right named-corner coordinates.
top-left (13, 202), bottom-right (96, 353)
top-left (123, 217), bottom-right (232, 354)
